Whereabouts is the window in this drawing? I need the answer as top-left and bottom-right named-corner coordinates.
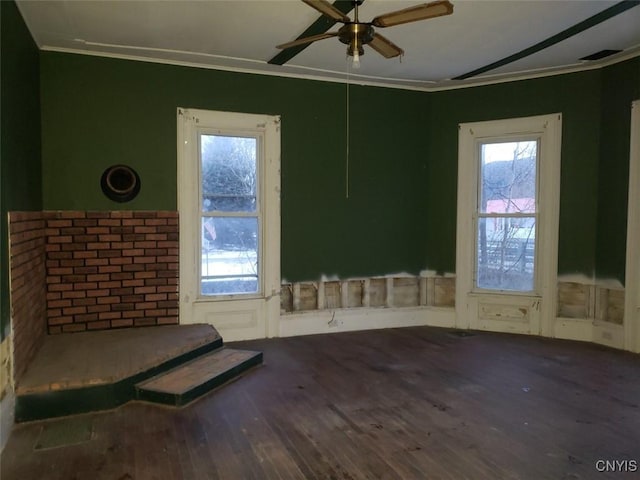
top-left (476, 140), bottom-right (538, 292)
top-left (200, 134), bottom-right (260, 296)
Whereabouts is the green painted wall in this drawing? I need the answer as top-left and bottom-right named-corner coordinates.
top-left (40, 52), bottom-right (432, 281)
top-left (595, 58), bottom-right (640, 282)
top-left (38, 51), bottom-right (639, 285)
top-left (0, 1), bottom-right (43, 339)
top-left (426, 70), bottom-right (604, 277)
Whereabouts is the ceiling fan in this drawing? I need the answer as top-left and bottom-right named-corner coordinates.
top-left (276, 0), bottom-right (454, 68)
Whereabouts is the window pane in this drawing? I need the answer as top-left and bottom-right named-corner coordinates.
top-left (201, 135), bottom-right (257, 213)
top-left (480, 141), bottom-right (537, 214)
top-left (201, 217), bottom-right (258, 296)
top-left (476, 216), bottom-right (535, 291)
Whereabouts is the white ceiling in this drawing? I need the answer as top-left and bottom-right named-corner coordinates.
top-left (16, 0), bottom-right (640, 90)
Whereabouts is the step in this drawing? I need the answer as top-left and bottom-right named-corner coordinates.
top-left (135, 348), bottom-right (262, 407)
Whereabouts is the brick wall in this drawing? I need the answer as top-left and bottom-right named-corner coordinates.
top-left (44, 211), bottom-right (179, 333)
top-left (8, 212), bottom-right (47, 382)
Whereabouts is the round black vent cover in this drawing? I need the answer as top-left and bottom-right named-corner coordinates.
top-left (100, 165), bottom-right (141, 203)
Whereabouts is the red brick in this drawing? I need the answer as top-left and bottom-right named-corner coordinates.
top-left (98, 265), bottom-right (122, 273)
top-left (74, 234), bottom-right (98, 243)
top-left (111, 272), bottom-right (134, 280)
top-left (99, 281), bottom-right (122, 289)
top-left (48, 236), bottom-right (72, 244)
top-left (62, 290), bottom-right (87, 299)
top-left (87, 289), bottom-right (110, 297)
top-left (49, 267), bottom-right (73, 275)
top-left (133, 226), bottom-right (156, 234)
top-left (99, 234), bottom-right (121, 242)
top-left (85, 258), bottom-right (109, 266)
top-left (135, 302), bottom-right (157, 310)
top-left (45, 244), bottom-right (61, 252)
top-left (86, 227), bottom-right (110, 234)
top-left (98, 219), bottom-right (121, 227)
top-left (46, 276), bottom-right (61, 284)
top-left (110, 211), bottom-right (134, 219)
top-left (134, 256), bottom-right (156, 264)
top-left (144, 218), bottom-right (168, 226)
top-left (72, 297), bottom-right (97, 306)
top-left (111, 287), bottom-right (133, 296)
top-left (74, 250), bottom-right (98, 259)
top-left (112, 303), bottom-right (134, 312)
top-left (145, 293), bottom-right (167, 302)
top-left (58, 211), bottom-right (86, 219)
top-left (49, 316), bottom-right (73, 325)
top-left (133, 212), bottom-right (157, 218)
top-left (87, 242), bottom-right (110, 250)
top-left (62, 323), bottom-right (87, 332)
top-left (122, 310), bottom-right (144, 318)
top-left (134, 271), bottom-right (156, 279)
top-left (48, 284), bottom-right (73, 292)
top-left (73, 282), bottom-right (98, 290)
top-left (158, 317), bottom-right (179, 325)
top-left (87, 320), bottom-right (111, 330)
top-left (61, 243), bottom-right (87, 252)
top-left (62, 274), bottom-right (86, 283)
top-left (98, 250), bottom-right (121, 258)
top-left (75, 313), bottom-right (98, 323)
top-left (87, 274), bottom-right (110, 282)
top-left (87, 305), bottom-right (111, 313)
top-left (122, 294), bottom-right (144, 303)
top-left (145, 234), bottom-right (167, 241)
top-left (97, 296), bottom-right (120, 304)
top-left (47, 220), bottom-right (72, 228)
top-left (111, 319), bottom-right (134, 328)
top-left (60, 227), bottom-right (86, 235)
top-left (48, 251), bottom-right (73, 259)
top-left (110, 257), bottom-right (133, 265)
top-left (60, 259), bottom-right (85, 267)
top-left (134, 318), bottom-right (157, 327)
top-left (123, 264), bottom-right (145, 272)
top-left (47, 309), bottom-right (62, 317)
top-left (111, 241), bottom-right (134, 249)
top-left (63, 306), bottom-right (87, 315)
top-left (122, 279), bottom-right (145, 287)
top-left (134, 241), bottom-right (157, 249)
top-left (49, 299), bottom-right (72, 308)
top-left (99, 311), bottom-right (122, 320)
top-left (74, 219), bottom-right (98, 227)
top-left (134, 286), bottom-right (157, 294)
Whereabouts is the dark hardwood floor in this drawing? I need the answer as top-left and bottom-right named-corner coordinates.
top-left (2, 326), bottom-right (639, 479)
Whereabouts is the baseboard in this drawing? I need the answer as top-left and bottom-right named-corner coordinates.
top-left (554, 317), bottom-right (626, 350)
top-left (1, 389), bottom-right (15, 452)
top-left (554, 317), bottom-right (594, 342)
top-left (279, 306), bottom-right (456, 338)
top-left (592, 321), bottom-right (625, 350)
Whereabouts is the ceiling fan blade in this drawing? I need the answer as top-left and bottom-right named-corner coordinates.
top-left (276, 32), bottom-right (339, 50)
top-left (302, 0), bottom-right (351, 22)
top-left (368, 33), bottom-right (404, 58)
top-left (371, 0), bottom-right (453, 28)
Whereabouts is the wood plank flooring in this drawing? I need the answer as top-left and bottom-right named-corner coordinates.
top-left (2, 326), bottom-right (639, 479)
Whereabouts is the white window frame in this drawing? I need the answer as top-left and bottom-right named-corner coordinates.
top-left (177, 108), bottom-right (281, 340)
top-left (456, 114), bottom-right (562, 336)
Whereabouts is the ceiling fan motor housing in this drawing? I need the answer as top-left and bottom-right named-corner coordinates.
top-left (338, 23), bottom-right (374, 55)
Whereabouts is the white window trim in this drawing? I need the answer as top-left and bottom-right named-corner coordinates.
top-left (625, 100), bottom-right (640, 353)
top-left (455, 114), bottom-right (562, 336)
top-left (177, 108), bottom-right (281, 339)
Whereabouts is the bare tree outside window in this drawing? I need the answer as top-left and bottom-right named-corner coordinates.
top-left (476, 141), bottom-right (538, 291)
